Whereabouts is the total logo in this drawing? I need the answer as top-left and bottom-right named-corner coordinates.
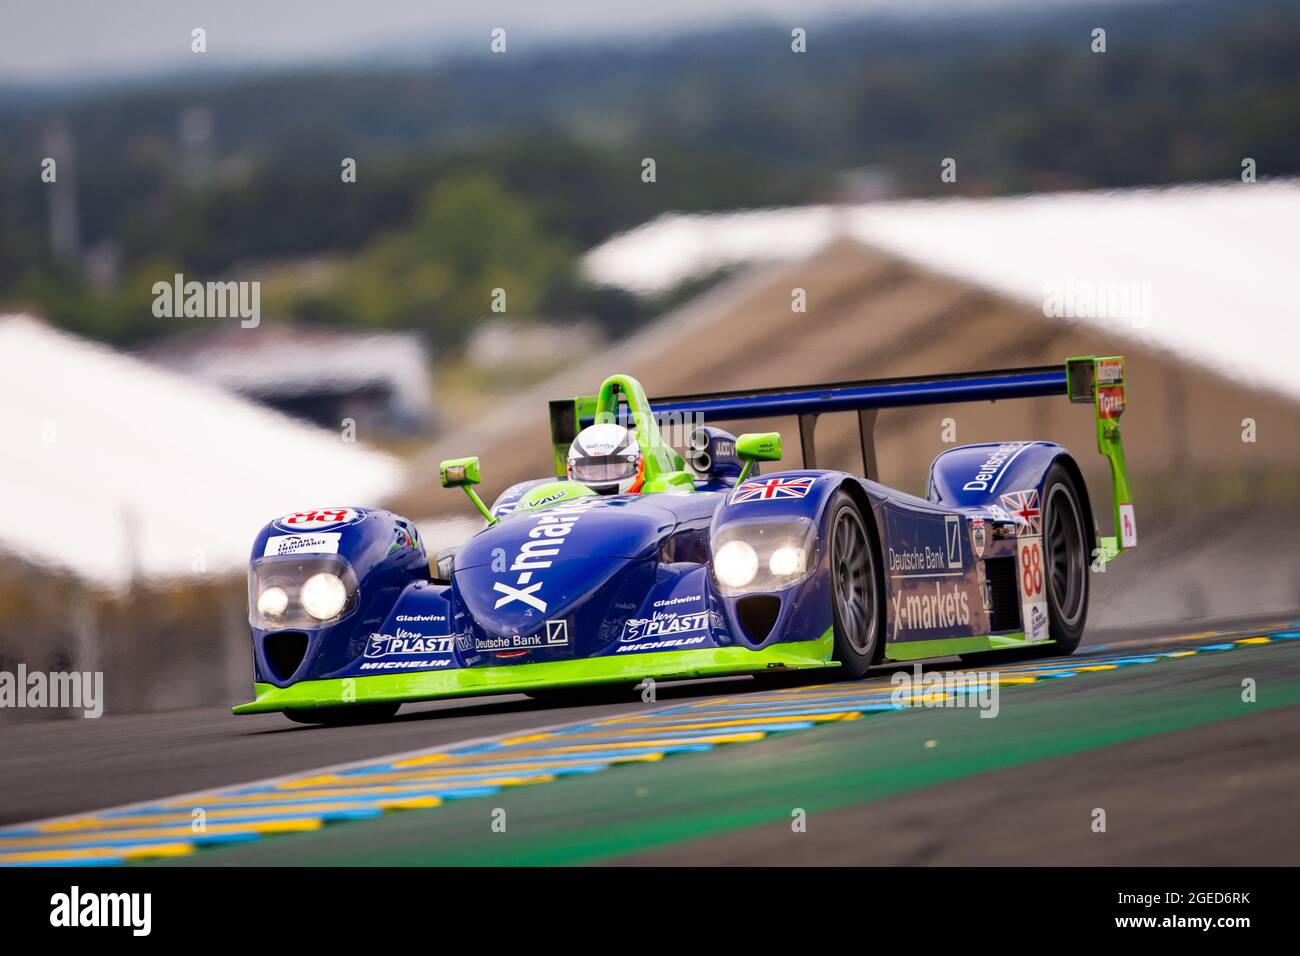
top-left (1098, 385), bottom-right (1126, 420)
top-left (275, 508), bottom-right (361, 531)
top-left (493, 500), bottom-right (596, 613)
top-left (891, 582), bottom-right (971, 638)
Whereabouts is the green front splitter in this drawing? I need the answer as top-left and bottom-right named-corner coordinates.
top-left (233, 630), bottom-right (837, 715)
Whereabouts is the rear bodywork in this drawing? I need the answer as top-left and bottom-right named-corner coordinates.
top-left (235, 356), bottom-right (1134, 715)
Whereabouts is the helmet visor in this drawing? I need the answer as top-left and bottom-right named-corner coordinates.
top-left (570, 455), bottom-right (637, 485)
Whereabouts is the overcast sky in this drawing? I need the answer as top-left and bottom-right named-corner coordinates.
top-left (2, 0), bottom-right (1138, 84)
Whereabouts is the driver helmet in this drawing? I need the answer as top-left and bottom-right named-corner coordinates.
top-left (566, 423), bottom-right (644, 495)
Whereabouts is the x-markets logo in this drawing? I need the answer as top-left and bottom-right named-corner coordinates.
top-left (493, 500), bottom-right (596, 612)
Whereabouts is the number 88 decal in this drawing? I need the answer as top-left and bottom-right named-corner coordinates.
top-left (1020, 540), bottom-right (1043, 597)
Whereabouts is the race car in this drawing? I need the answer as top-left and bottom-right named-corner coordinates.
top-left (234, 356), bottom-right (1135, 723)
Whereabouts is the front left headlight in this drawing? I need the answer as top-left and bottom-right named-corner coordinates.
top-left (710, 517), bottom-right (817, 596)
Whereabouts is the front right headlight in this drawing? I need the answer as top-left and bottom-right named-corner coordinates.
top-left (710, 517), bottom-right (817, 596)
top-left (248, 555), bottom-right (358, 629)
top-left (300, 572), bottom-right (349, 621)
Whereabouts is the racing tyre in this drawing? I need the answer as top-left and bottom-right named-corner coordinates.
top-left (827, 490), bottom-right (883, 679)
top-left (283, 702), bottom-right (401, 725)
top-left (962, 462), bottom-right (1090, 664)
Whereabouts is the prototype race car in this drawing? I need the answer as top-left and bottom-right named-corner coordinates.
top-left (235, 357), bottom-right (1136, 723)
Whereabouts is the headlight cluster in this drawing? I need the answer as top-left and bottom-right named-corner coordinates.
top-left (248, 555), bottom-right (358, 628)
top-left (710, 517), bottom-right (817, 595)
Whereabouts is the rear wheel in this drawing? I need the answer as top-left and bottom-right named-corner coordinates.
top-left (962, 462), bottom-right (1090, 664)
top-left (283, 702), bottom-right (400, 725)
top-left (827, 491), bottom-right (883, 679)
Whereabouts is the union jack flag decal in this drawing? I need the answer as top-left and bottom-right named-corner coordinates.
top-left (999, 489), bottom-right (1042, 535)
top-left (730, 476), bottom-right (816, 503)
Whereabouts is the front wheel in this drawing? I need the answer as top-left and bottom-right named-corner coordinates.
top-left (827, 491), bottom-right (883, 679)
top-left (283, 702), bottom-right (401, 725)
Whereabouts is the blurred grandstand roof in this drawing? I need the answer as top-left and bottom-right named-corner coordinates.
top-left (0, 315), bottom-right (405, 588)
top-left (146, 323), bottom-right (436, 436)
top-left (583, 179), bottom-right (1300, 403)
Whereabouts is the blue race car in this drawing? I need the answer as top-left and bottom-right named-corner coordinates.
top-left (235, 357), bottom-right (1136, 723)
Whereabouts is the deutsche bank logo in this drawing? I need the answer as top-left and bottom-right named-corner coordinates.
top-left (545, 619), bottom-right (569, 645)
top-left (944, 515), bottom-right (962, 569)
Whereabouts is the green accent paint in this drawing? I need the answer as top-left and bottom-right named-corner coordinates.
top-left (232, 630), bottom-right (836, 715)
top-left (438, 456), bottom-right (481, 487)
top-left (736, 431), bottom-right (782, 483)
top-left (439, 456), bottom-right (496, 524)
top-left (1068, 354), bottom-right (1135, 563)
top-left (515, 480), bottom-right (596, 511)
top-left (736, 431), bottom-right (782, 462)
top-left (593, 374), bottom-right (686, 482)
top-left (883, 630), bottom-right (1050, 661)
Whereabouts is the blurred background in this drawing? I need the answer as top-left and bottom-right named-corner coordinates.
top-left (1, 0), bottom-right (1297, 716)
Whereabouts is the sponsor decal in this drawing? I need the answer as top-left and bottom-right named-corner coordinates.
top-left (475, 626), bottom-right (570, 651)
top-left (396, 613), bottom-right (447, 623)
top-left (999, 489), bottom-right (1043, 536)
top-left (944, 515), bottom-right (963, 568)
top-left (1097, 358), bottom-right (1124, 385)
top-left (275, 508), bottom-right (360, 531)
top-left (962, 442), bottom-right (1027, 492)
top-left (1119, 502), bottom-right (1138, 548)
top-left (263, 532), bottom-right (341, 556)
top-left (545, 619), bottom-right (569, 645)
top-left (653, 594), bottom-right (702, 607)
top-left (730, 476), bottom-right (816, 503)
top-left (1016, 535), bottom-right (1050, 642)
top-left (493, 499), bottom-right (597, 612)
top-left (360, 659), bottom-right (452, 670)
top-left (622, 609), bottom-right (710, 642)
top-left (970, 518), bottom-right (987, 558)
top-left (521, 490), bottom-right (566, 510)
top-left (616, 635), bottom-right (708, 653)
top-left (890, 582), bottom-right (971, 638)
top-left (365, 630), bottom-right (455, 658)
top-left (1098, 384), bottom-right (1125, 420)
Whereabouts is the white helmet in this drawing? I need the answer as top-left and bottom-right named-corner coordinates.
top-left (567, 423), bottom-right (644, 495)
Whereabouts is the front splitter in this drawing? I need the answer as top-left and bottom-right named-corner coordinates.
top-left (233, 631), bottom-right (836, 714)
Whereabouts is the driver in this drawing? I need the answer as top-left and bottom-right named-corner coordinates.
top-left (566, 423), bottom-right (644, 495)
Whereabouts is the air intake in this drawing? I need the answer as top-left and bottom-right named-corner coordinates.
top-left (263, 631), bottom-right (309, 682)
top-left (736, 595), bottom-right (781, 643)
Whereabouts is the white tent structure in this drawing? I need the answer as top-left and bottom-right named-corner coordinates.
top-left (583, 179), bottom-right (1300, 404)
top-left (0, 315), bottom-right (405, 589)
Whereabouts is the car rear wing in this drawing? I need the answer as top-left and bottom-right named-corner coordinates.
top-left (549, 356), bottom-right (1134, 559)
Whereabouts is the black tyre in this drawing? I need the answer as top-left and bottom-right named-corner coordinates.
top-left (962, 462), bottom-right (1090, 664)
top-left (283, 702), bottom-right (400, 725)
top-left (826, 491), bottom-right (883, 679)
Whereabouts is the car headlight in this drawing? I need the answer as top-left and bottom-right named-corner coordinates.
top-left (714, 540), bottom-right (759, 589)
top-left (300, 572), bottom-right (349, 621)
top-left (257, 586), bottom-right (289, 619)
top-left (711, 517), bottom-right (817, 596)
top-left (249, 554), bottom-right (358, 629)
top-left (768, 545), bottom-right (806, 577)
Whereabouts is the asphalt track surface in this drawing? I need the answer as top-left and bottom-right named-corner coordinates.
top-left (2, 612), bottom-right (1298, 865)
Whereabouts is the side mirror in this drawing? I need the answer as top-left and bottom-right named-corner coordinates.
top-left (438, 456), bottom-right (496, 524)
top-left (735, 432), bottom-right (781, 482)
top-left (439, 456), bottom-right (481, 488)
